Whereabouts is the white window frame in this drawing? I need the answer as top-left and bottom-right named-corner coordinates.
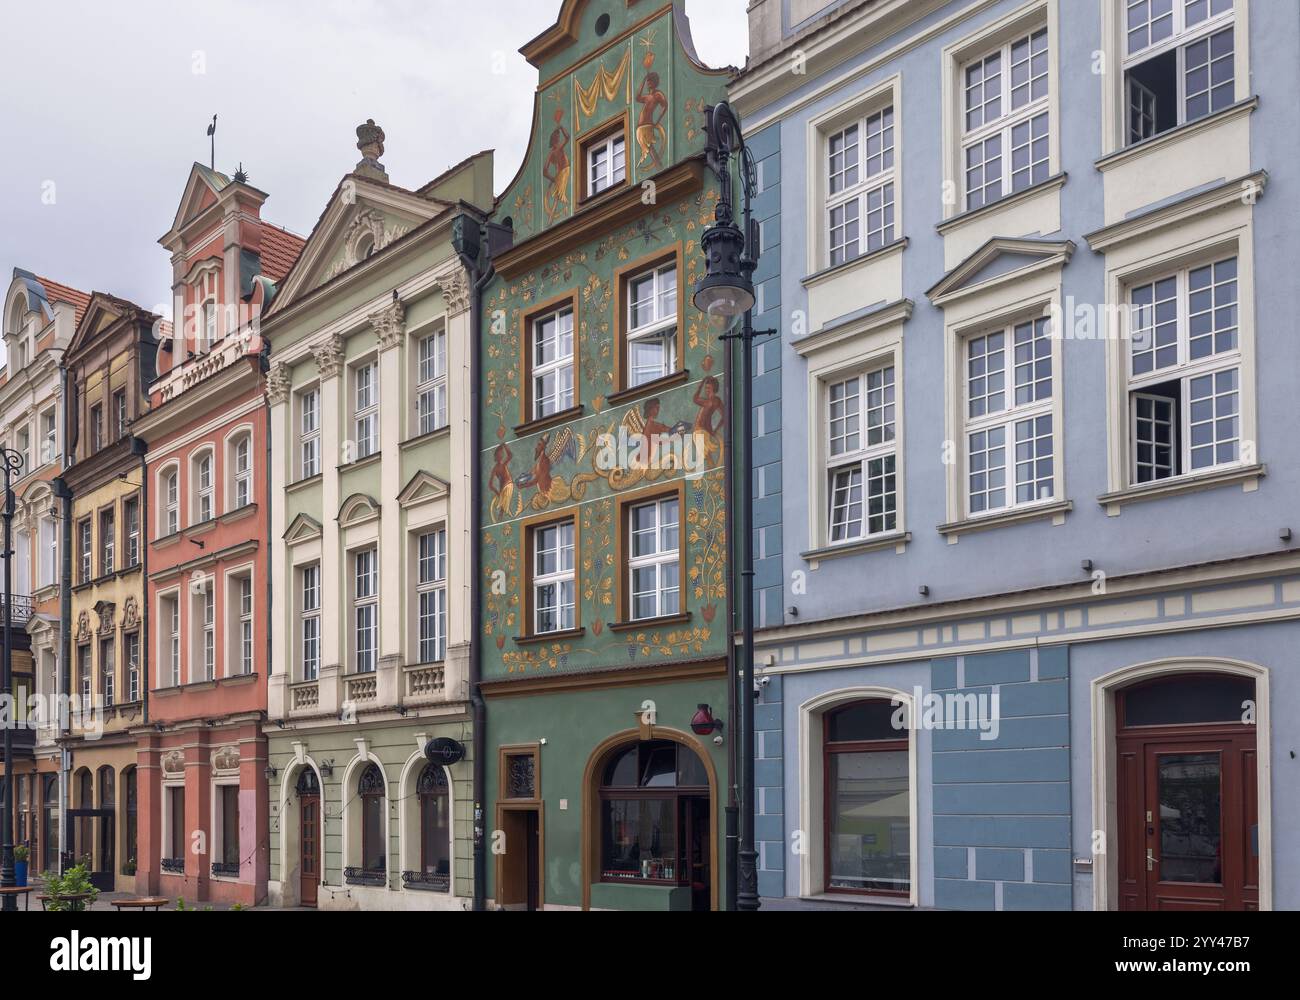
top-left (416, 327), bottom-right (449, 435)
top-left (825, 104), bottom-right (897, 268)
top-left (123, 495), bottom-right (140, 568)
top-left (352, 547), bottom-right (379, 674)
top-left (962, 315), bottom-right (1058, 518)
top-left (625, 262), bottom-right (678, 388)
top-left (126, 631), bottom-right (140, 703)
top-left (299, 388), bottom-right (321, 480)
top-left (160, 464), bottom-right (180, 536)
top-left (100, 637), bottom-right (115, 709)
top-left (159, 591), bottom-right (181, 688)
top-left (231, 433), bottom-right (253, 510)
top-left (300, 563), bottom-right (321, 682)
top-left (99, 506), bottom-right (115, 577)
top-left (1121, 0), bottom-right (1236, 146)
top-left (192, 449), bottom-right (215, 524)
top-left (417, 528), bottom-right (447, 664)
top-left (239, 576), bottom-right (254, 675)
top-left (531, 307), bottom-right (575, 420)
top-left (78, 518), bottom-right (92, 584)
top-left (586, 132), bottom-right (626, 197)
top-left (191, 578), bottom-right (215, 683)
top-left (532, 520), bottom-right (576, 636)
top-left (824, 363), bottom-right (899, 545)
top-left (627, 497), bottom-right (681, 623)
top-left (40, 407), bottom-right (57, 465)
top-left (353, 361), bottom-right (379, 460)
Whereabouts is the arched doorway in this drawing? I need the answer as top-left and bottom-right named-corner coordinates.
top-left (585, 733), bottom-right (717, 912)
top-left (1114, 672), bottom-right (1258, 910)
top-left (296, 768), bottom-right (321, 908)
top-left (97, 767), bottom-right (115, 884)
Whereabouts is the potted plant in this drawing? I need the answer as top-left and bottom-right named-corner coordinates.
top-left (40, 862), bottom-right (99, 912)
top-left (13, 846), bottom-right (28, 887)
top-left (123, 858), bottom-right (137, 877)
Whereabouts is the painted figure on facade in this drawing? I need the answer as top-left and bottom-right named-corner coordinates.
top-left (544, 114), bottom-right (572, 222)
top-left (636, 71), bottom-right (668, 169)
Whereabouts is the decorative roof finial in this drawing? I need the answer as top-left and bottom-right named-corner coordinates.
top-left (355, 119), bottom-right (388, 182)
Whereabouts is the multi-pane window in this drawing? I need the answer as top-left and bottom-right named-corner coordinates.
top-left (532, 308), bottom-right (575, 419)
top-left (587, 133), bottom-right (626, 196)
top-left (961, 28), bottom-right (1050, 210)
top-left (126, 632), bottom-right (140, 702)
top-left (1127, 255), bottom-right (1241, 483)
top-left (90, 404), bottom-right (104, 452)
top-left (203, 300), bottom-right (218, 349)
top-left (964, 316), bottom-right (1056, 515)
top-left (77, 645), bottom-right (90, 707)
top-left (41, 408), bottom-right (57, 464)
top-left (353, 548), bottom-right (378, 674)
top-left (418, 529), bottom-right (448, 664)
top-left (532, 521), bottom-right (576, 635)
top-left (301, 564), bottom-right (321, 681)
top-left (113, 389), bottom-right (128, 439)
top-left (826, 366), bottom-right (897, 543)
top-left (1124, 0), bottom-right (1235, 145)
top-left (100, 638), bottom-right (115, 708)
top-left (354, 363), bottom-right (379, 459)
top-left (826, 105), bottom-right (896, 267)
top-left (200, 582), bottom-right (215, 681)
top-left (300, 389), bottom-right (321, 479)
top-left (123, 497), bottom-right (140, 568)
top-left (239, 577), bottom-right (254, 675)
top-left (233, 436), bottom-right (252, 509)
top-left (195, 453), bottom-right (214, 523)
top-left (162, 469), bottom-right (179, 535)
top-left (163, 595), bottom-right (180, 687)
top-left (417, 329), bottom-right (448, 435)
top-left (626, 263), bottom-right (678, 388)
top-left (78, 519), bottom-right (92, 583)
top-left (99, 508), bottom-right (115, 576)
top-left (628, 498), bottom-right (680, 622)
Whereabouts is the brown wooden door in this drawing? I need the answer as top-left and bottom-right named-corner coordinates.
top-left (300, 795), bottom-right (321, 908)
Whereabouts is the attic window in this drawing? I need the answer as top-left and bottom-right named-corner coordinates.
top-left (356, 234), bottom-right (377, 260)
top-left (595, 13), bottom-right (611, 36)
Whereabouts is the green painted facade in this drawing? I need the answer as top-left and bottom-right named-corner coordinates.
top-left (479, 0), bottom-right (734, 910)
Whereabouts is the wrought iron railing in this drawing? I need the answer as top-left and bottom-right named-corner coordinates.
top-left (401, 870), bottom-right (450, 892)
top-left (161, 857), bottom-right (185, 874)
top-left (0, 594), bottom-right (33, 627)
top-left (343, 867), bottom-right (386, 887)
top-left (211, 862), bottom-right (239, 878)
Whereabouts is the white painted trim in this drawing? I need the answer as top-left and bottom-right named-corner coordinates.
top-left (275, 759), bottom-right (326, 909)
top-left (396, 750), bottom-right (456, 895)
top-left (340, 751), bottom-right (391, 878)
top-left (797, 686), bottom-right (919, 906)
top-left (1088, 657), bottom-right (1271, 911)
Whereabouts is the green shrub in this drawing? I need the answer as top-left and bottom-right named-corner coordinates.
top-left (39, 862), bottom-right (99, 912)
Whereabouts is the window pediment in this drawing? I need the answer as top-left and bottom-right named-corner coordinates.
top-left (398, 470), bottom-right (449, 509)
top-left (338, 492), bottom-right (381, 528)
top-left (284, 513), bottom-right (323, 546)
top-left (927, 237), bottom-right (1074, 307)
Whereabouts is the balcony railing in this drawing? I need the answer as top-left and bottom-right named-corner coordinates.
top-left (403, 663), bottom-right (445, 704)
top-left (401, 870), bottom-right (450, 893)
top-left (343, 867), bottom-right (386, 887)
top-left (161, 858), bottom-right (185, 875)
top-left (291, 681), bottom-right (320, 713)
top-left (0, 594), bottom-right (33, 627)
top-left (211, 862), bottom-right (239, 878)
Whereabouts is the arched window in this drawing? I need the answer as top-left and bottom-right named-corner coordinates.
top-left (414, 765), bottom-right (450, 891)
top-left (823, 699), bottom-right (910, 897)
top-left (1119, 673), bottom-right (1255, 729)
top-left (124, 767), bottom-right (138, 877)
top-left (192, 450), bottom-right (215, 523)
top-left (231, 433), bottom-right (252, 509)
top-left (359, 764), bottom-right (386, 874)
top-left (599, 740), bottom-right (708, 888)
top-left (43, 775), bottom-right (60, 869)
top-left (98, 766), bottom-right (116, 875)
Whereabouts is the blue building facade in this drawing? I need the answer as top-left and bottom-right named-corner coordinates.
top-left (732, 0), bottom-right (1299, 910)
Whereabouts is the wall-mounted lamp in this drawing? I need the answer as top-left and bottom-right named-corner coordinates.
top-left (189, 539), bottom-right (205, 550)
top-left (690, 704), bottom-right (724, 737)
top-left (319, 760), bottom-right (335, 778)
top-left (1081, 559), bottom-right (1095, 573)
top-left (264, 765), bottom-right (278, 782)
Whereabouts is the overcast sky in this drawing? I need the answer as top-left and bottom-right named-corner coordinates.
top-left (0, 0), bottom-right (749, 340)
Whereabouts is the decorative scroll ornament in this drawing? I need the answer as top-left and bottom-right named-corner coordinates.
top-left (96, 603), bottom-right (117, 634)
top-left (312, 334), bottom-right (346, 380)
top-left (212, 746), bottom-right (241, 774)
top-left (370, 298), bottom-right (406, 353)
top-left (266, 362), bottom-right (292, 406)
top-left (121, 596), bottom-right (140, 631)
top-left (76, 611), bottom-right (91, 643)
top-left (441, 270), bottom-right (471, 317)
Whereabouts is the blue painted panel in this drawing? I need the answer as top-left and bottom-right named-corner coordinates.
top-left (934, 847), bottom-right (969, 879)
top-left (935, 782), bottom-right (1071, 815)
top-left (933, 815), bottom-right (1070, 849)
top-left (935, 878), bottom-right (996, 911)
top-left (1032, 849), bottom-right (1073, 885)
top-left (932, 748), bottom-right (1071, 782)
top-left (965, 650), bottom-right (1031, 686)
top-left (1003, 881), bottom-right (1072, 911)
top-left (932, 714), bottom-right (1069, 752)
top-left (975, 848), bottom-right (1025, 882)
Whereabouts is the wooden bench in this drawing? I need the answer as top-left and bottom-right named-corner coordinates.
top-left (0, 886), bottom-right (36, 911)
top-left (110, 897), bottom-right (171, 912)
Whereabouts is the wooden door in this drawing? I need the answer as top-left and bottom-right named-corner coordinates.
top-left (300, 795), bottom-right (321, 908)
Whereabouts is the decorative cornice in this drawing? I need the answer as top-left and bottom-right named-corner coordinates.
top-left (370, 299), bottom-right (406, 353)
top-left (313, 334), bottom-right (346, 380)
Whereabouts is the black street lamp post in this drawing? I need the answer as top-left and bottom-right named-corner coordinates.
top-left (0, 447), bottom-right (24, 911)
top-left (695, 100), bottom-right (770, 912)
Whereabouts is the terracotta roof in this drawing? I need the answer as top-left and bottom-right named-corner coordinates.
top-left (258, 223), bottom-right (307, 283)
top-left (32, 276), bottom-right (92, 327)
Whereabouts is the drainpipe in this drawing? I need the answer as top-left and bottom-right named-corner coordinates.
top-left (54, 362), bottom-right (73, 876)
top-left (133, 437), bottom-right (149, 728)
top-left (455, 211), bottom-right (497, 913)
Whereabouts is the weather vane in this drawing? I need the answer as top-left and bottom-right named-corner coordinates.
top-left (207, 114), bottom-right (218, 170)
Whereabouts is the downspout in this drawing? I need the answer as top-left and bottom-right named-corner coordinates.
top-left (455, 212), bottom-right (495, 913)
top-left (134, 437), bottom-right (149, 728)
top-left (54, 362), bottom-right (73, 875)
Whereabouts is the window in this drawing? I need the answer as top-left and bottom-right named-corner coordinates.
top-left (43, 776), bottom-right (60, 870)
top-left (531, 308), bottom-right (575, 419)
top-left (823, 700), bottom-right (911, 897)
top-left (161, 594), bottom-right (180, 687)
top-left (232, 435), bottom-right (252, 509)
top-left (99, 507), bottom-right (114, 576)
top-left (417, 765), bottom-right (451, 891)
top-left (417, 329), bottom-right (448, 435)
top-left (162, 468), bottom-right (179, 535)
top-left (353, 548), bottom-right (378, 674)
top-left (964, 316), bottom-right (1056, 515)
top-left (826, 105), bottom-right (896, 267)
top-left (39, 516), bottom-right (57, 589)
top-left (89, 403), bottom-right (104, 452)
top-left (203, 300), bottom-right (218, 350)
top-left (300, 389), bottom-right (321, 479)
top-left (16, 427), bottom-right (30, 475)
top-left (195, 581), bottom-right (215, 682)
top-left (40, 408), bottom-right (57, 464)
top-left (353, 362), bottom-right (379, 460)
top-left (77, 519), bottom-right (92, 584)
top-left (126, 632), bottom-right (140, 702)
top-left (113, 389), bottom-right (128, 439)
top-left (961, 27), bottom-right (1050, 210)
top-left (627, 497), bottom-right (680, 622)
top-left (99, 638), bottom-right (115, 708)
top-left (418, 529), bottom-right (447, 664)
top-left (1123, 0), bottom-right (1235, 145)
top-left (531, 520), bottom-right (575, 635)
top-left (122, 496), bottom-right (139, 568)
top-left (194, 452), bottom-right (214, 523)
top-left (1127, 255), bottom-right (1241, 482)
top-left (586, 131), bottom-right (626, 197)
top-left (220, 785), bottom-right (240, 870)
top-left (359, 763), bottom-right (386, 873)
top-left (238, 577), bottom-right (254, 675)
top-left (826, 365), bottom-right (898, 543)
top-left (599, 741), bottom-right (709, 888)
top-left (166, 786), bottom-right (186, 866)
top-left (124, 768), bottom-right (138, 873)
top-left (301, 564), bottom-right (321, 681)
top-left (625, 262), bottom-right (678, 388)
